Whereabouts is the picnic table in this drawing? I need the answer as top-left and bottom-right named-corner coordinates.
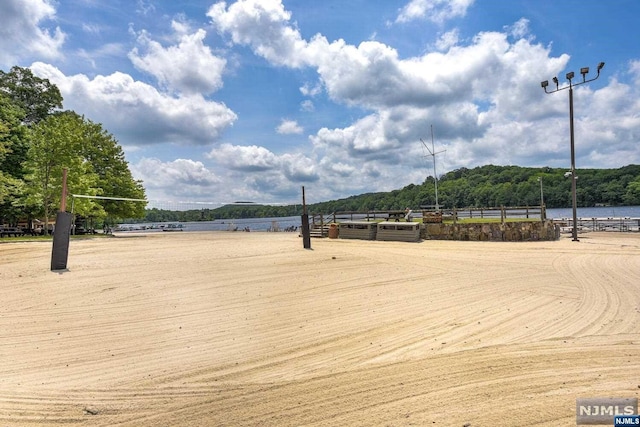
top-left (387, 211), bottom-right (409, 222)
top-left (0, 227), bottom-right (25, 237)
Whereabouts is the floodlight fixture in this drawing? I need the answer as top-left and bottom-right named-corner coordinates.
top-left (580, 67), bottom-right (590, 82)
top-left (541, 80), bottom-right (549, 88)
top-left (552, 76), bottom-right (559, 86)
top-left (566, 71), bottom-right (575, 80)
top-left (597, 62), bottom-right (605, 71)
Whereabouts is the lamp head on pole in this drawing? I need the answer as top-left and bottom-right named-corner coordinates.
top-left (597, 61), bottom-right (605, 71)
top-left (580, 67), bottom-right (589, 75)
top-left (580, 67), bottom-right (589, 81)
top-left (566, 71), bottom-right (575, 81)
top-left (541, 80), bottom-right (549, 89)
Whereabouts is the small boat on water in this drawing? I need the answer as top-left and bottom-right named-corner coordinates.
top-left (162, 223), bottom-right (184, 232)
top-left (114, 222), bottom-right (185, 232)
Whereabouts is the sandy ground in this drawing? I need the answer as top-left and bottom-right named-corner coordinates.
top-left (1, 231), bottom-right (639, 426)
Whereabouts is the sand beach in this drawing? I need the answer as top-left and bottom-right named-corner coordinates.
top-left (1, 231), bottom-right (639, 426)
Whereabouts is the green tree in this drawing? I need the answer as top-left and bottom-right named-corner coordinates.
top-left (0, 66), bottom-right (63, 126)
top-left (623, 177), bottom-right (640, 205)
top-left (22, 112), bottom-right (100, 232)
top-left (0, 66), bottom-right (63, 225)
top-left (76, 114), bottom-right (146, 219)
top-left (0, 93), bottom-right (28, 223)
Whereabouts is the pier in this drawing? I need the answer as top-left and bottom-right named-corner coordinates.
top-left (308, 207), bottom-right (640, 239)
top-left (556, 217), bottom-right (640, 233)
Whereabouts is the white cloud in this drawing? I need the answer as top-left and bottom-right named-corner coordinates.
top-left (207, 143), bottom-right (280, 171)
top-left (132, 154), bottom-right (307, 204)
top-left (136, 0), bottom-right (156, 16)
top-left (30, 62), bottom-right (237, 146)
top-left (130, 157), bottom-right (222, 201)
top-left (81, 23), bottom-right (102, 35)
top-left (280, 153), bottom-right (318, 182)
top-left (325, 161), bottom-right (357, 178)
top-left (300, 82), bottom-right (322, 97)
top-left (128, 24), bottom-right (226, 95)
top-left (208, 1), bottom-right (556, 115)
top-left (504, 18), bottom-right (533, 41)
top-left (207, 143), bottom-right (318, 183)
top-left (395, 0), bottom-right (475, 25)
top-left (313, 113), bottom-right (398, 156)
top-left (435, 29), bottom-right (460, 51)
top-left (0, 0), bottom-right (65, 67)
top-left (208, 0), bottom-right (310, 68)
top-left (170, 17), bottom-right (192, 36)
top-left (276, 119), bottom-right (303, 135)
top-left (135, 158), bottom-right (220, 186)
top-left (300, 100), bottom-right (315, 112)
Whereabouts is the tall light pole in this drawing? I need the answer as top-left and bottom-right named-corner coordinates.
top-left (540, 62), bottom-right (604, 242)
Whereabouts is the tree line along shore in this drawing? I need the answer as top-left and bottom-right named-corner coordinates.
top-left (136, 164), bottom-right (640, 223)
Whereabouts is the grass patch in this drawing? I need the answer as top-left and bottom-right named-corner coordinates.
top-left (0, 234), bottom-right (112, 243)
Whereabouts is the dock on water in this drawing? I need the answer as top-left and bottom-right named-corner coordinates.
top-left (555, 217), bottom-right (640, 233)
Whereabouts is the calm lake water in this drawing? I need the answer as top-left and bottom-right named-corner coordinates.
top-left (116, 206), bottom-right (640, 233)
top-left (546, 205), bottom-right (640, 219)
top-left (116, 216), bottom-right (302, 233)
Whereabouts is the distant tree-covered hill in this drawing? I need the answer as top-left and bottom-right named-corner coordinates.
top-left (138, 164), bottom-right (640, 222)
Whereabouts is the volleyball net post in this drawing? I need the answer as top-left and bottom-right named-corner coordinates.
top-left (51, 169), bottom-right (72, 271)
top-left (51, 192), bottom-right (147, 272)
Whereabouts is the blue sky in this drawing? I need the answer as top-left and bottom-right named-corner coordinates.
top-left (1, 0), bottom-right (639, 207)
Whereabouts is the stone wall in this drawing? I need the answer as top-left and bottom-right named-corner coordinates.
top-left (421, 220), bottom-right (560, 241)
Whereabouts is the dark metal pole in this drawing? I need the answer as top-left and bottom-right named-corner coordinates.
top-left (568, 85), bottom-right (579, 241)
top-left (51, 168), bottom-right (73, 271)
top-left (301, 186), bottom-right (311, 249)
top-left (538, 177), bottom-right (545, 221)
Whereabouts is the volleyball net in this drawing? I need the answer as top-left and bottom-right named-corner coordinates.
top-left (71, 194), bottom-right (291, 212)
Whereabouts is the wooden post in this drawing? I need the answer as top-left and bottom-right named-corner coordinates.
top-left (60, 168), bottom-right (68, 212)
